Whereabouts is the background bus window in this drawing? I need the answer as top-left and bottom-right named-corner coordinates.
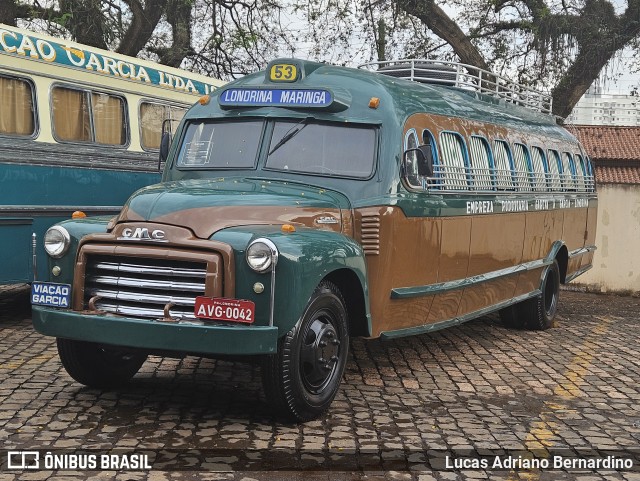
top-left (512, 143), bottom-right (531, 191)
top-left (561, 152), bottom-right (577, 190)
top-left (547, 149), bottom-right (562, 191)
top-left (140, 102), bottom-right (187, 150)
top-left (92, 92), bottom-right (126, 145)
top-left (469, 136), bottom-right (493, 189)
top-left (440, 132), bottom-right (468, 190)
top-left (0, 74), bottom-right (36, 136)
top-left (52, 86), bottom-right (126, 145)
top-left (493, 140), bottom-right (514, 190)
top-left (530, 146), bottom-right (547, 191)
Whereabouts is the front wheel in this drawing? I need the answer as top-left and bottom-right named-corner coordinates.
top-left (57, 338), bottom-right (147, 388)
top-left (262, 281), bottom-right (349, 422)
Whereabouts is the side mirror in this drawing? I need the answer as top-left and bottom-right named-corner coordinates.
top-left (159, 132), bottom-right (171, 163)
top-left (403, 146), bottom-right (434, 180)
top-left (158, 117), bottom-right (174, 172)
top-left (417, 144), bottom-right (434, 177)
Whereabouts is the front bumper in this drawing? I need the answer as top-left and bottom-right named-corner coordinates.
top-left (32, 307), bottom-right (279, 355)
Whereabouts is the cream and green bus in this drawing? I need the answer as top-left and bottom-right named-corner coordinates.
top-left (0, 23), bottom-right (223, 283)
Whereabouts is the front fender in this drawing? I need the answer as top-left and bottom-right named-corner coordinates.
top-left (43, 217), bottom-right (112, 285)
top-left (212, 226), bottom-right (370, 336)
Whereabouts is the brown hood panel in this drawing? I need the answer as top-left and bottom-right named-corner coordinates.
top-left (117, 205), bottom-right (346, 239)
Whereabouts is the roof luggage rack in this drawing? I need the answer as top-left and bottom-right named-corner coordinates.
top-left (359, 59), bottom-right (553, 115)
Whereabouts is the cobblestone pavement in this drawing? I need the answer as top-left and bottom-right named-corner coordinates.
top-left (0, 286), bottom-right (638, 481)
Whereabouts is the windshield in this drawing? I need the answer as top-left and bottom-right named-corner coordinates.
top-left (266, 121), bottom-right (376, 178)
top-left (176, 121), bottom-right (263, 169)
top-left (176, 119), bottom-right (376, 179)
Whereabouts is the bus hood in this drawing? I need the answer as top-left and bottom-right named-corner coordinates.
top-left (114, 178), bottom-right (350, 239)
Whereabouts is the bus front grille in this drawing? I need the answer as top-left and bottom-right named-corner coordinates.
top-left (84, 255), bottom-right (209, 321)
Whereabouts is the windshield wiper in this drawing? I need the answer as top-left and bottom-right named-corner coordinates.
top-left (268, 118), bottom-right (310, 156)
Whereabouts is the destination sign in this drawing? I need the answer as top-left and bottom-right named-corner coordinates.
top-left (0, 27), bottom-right (218, 95)
top-left (219, 88), bottom-right (333, 108)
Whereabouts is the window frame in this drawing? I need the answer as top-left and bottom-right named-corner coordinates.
top-left (469, 135), bottom-right (495, 190)
top-left (0, 72), bottom-right (39, 140)
top-left (512, 142), bottom-right (533, 191)
top-left (49, 82), bottom-right (130, 148)
top-left (530, 145), bottom-right (549, 192)
top-left (493, 139), bottom-right (516, 191)
top-left (439, 130), bottom-right (471, 190)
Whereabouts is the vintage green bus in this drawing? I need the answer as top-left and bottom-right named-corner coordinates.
top-left (31, 58), bottom-right (597, 421)
top-left (0, 23), bottom-right (222, 283)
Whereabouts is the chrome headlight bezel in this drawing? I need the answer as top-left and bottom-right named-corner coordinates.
top-left (44, 226), bottom-right (71, 258)
top-left (246, 238), bottom-right (279, 273)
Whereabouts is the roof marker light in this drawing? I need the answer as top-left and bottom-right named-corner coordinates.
top-left (369, 97), bottom-right (380, 109)
top-left (199, 95), bottom-right (210, 105)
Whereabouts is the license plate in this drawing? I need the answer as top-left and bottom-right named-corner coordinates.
top-left (31, 281), bottom-right (71, 308)
top-left (194, 297), bottom-right (255, 324)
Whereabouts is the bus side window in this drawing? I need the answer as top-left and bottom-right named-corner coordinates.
top-left (575, 153), bottom-right (587, 192)
top-left (530, 146), bottom-right (547, 191)
top-left (140, 102), bottom-right (187, 151)
top-left (403, 129), bottom-right (421, 189)
top-left (440, 131), bottom-right (469, 190)
top-left (422, 129), bottom-right (438, 187)
top-left (493, 139), bottom-right (515, 190)
top-left (0, 74), bottom-right (36, 137)
top-left (512, 143), bottom-right (532, 191)
top-left (51, 85), bottom-right (127, 146)
top-left (562, 152), bottom-right (577, 190)
top-left (584, 156), bottom-right (595, 191)
top-left (547, 149), bottom-right (562, 191)
top-left (469, 136), bottom-right (493, 190)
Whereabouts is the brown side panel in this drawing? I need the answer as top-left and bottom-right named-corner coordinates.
top-left (563, 207), bottom-right (589, 277)
top-left (357, 207), bottom-right (441, 336)
top-left (426, 217), bottom-right (471, 324)
top-left (513, 210), bottom-right (562, 297)
top-left (458, 213), bottom-right (525, 316)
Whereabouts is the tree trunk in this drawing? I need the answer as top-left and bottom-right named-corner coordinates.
top-left (117, 0), bottom-right (167, 58)
top-left (0, 0), bottom-right (17, 26)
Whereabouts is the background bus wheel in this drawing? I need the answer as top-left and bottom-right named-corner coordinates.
top-left (262, 280), bottom-right (349, 422)
top-left (524, 260), bottom-right (561, 331)
top-left (57, 338), bottom-right (147, 388)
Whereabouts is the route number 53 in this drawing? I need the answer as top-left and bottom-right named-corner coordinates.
top-left (270, 64), bottom-right (298, 82)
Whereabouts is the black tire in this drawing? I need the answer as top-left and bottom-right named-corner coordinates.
top-left (523, 260), bottom-right (560, 331)
top-left (262, 280), bottom-right (349, 422)
top-left (57, 338), bottom-right (147, 388)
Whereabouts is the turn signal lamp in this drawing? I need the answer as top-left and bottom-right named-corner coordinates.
top-left (369, 97), bottom-right (380, 109)
top-left (281, 224), bottom-right (296, 233)
top-left (199, 95), bottom-right (211, 105)
top-left (72, 211), bottom-right (87, 219)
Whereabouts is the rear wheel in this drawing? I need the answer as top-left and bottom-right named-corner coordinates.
top-left (57, 338), bottom-right (147, 388)
top-left (499, 260), bottom-right (561, 330)
top-left (523, 260), bottom-right (560, 330)
top-left (262, 281), bottom-right (349, 422)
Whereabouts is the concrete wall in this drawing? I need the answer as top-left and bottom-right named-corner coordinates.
top-left (575, 183), bottom-right (640, 293)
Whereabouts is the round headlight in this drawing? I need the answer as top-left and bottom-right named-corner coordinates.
top-left (246, 238), bottom-right (278, 273)
top-left (44, 226), bottom-right (71, 258)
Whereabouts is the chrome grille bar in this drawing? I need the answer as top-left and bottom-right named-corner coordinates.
top-left (84, 255), bottom-right (210, 321)
top-left (89, 274), bottom-right (205, 292)
top-left (92, 261), bottom-right (207, 278)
